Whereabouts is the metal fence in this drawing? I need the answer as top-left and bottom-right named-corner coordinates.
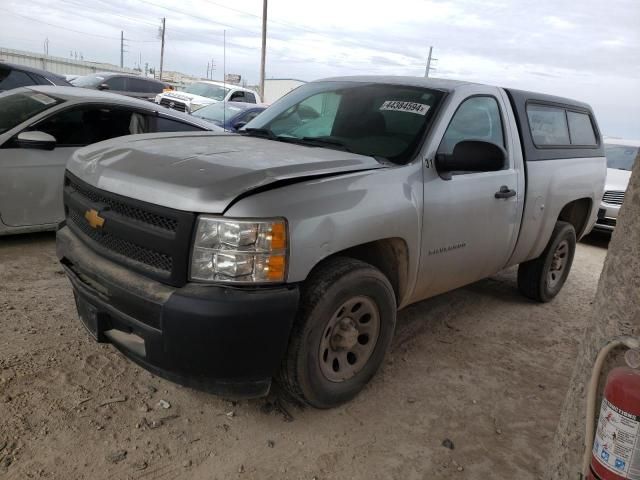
top-left (0, 47), bottom-right (137, 76)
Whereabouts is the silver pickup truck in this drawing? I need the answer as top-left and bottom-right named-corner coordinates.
top-left (57, 76), bottom-right (606, 408)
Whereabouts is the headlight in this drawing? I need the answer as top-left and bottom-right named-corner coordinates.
top-left (190, 216), bottom-right (288, 283)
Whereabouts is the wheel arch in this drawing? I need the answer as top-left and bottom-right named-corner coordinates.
top-left (305, 237), bottom-right (410, 308)
top-left (557, 197), bottom-right (593, 238)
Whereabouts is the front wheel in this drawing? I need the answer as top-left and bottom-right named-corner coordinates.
top-left (517, 221), bottom-right (576, 302)
top-left (278, 257), bottom-right (396, 408)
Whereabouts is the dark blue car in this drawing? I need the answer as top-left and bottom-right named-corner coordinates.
top-left (193, 101), bottom-right (267, 132)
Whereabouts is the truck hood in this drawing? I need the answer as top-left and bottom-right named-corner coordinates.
top-left (67, 132), bottom-right (386, 213)
top-left (604, 167), bottom-right (631, 192)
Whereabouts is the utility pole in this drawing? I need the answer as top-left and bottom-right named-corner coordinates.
top-left (120, 31), bottom-right (124, 68)
top-left (260, 0), bottom-right (267, 99)
top-left (424, 46), bottom-right (438, 78)
top-left (206, 62), bottom-right (210, 79)
top-left (159, 18), bottom-right (166, 80)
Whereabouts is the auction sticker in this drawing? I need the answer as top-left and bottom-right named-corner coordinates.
top-left (380, 100), bottom-right (430, 115)
top-left (592, 398), bottom-right (640, 479)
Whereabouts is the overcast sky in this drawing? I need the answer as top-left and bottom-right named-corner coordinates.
top-left (0, 0), bottom-right (638, 138)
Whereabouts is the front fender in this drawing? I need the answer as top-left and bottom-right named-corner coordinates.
top-left (224, 164), bottom-right (423, 303)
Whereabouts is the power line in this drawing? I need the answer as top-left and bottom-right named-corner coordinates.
top-left (136, 0), bottom-right (258, 36)
top-left (0, 8), bottom-right (158, 43)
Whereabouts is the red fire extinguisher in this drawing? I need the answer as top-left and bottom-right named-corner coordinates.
top-left (586, 347), bottom-right (640, 480)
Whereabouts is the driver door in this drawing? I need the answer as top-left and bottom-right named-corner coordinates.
top-left (414, 94), bottom-right (522, 300)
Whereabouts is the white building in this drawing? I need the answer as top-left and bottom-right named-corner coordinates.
top-left (263, 78), bottom-right (306, 104)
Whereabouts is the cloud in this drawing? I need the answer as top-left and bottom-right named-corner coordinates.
top-left (0, 0), bottom-right (638, 137)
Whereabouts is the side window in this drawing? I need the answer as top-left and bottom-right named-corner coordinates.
top-left (32, 107), bottom-right (139, 146)
top-left (438, 96), bottom-right (505, 155)
top-left (154, 117), bottom-right (204, 132)
top-left (244, 92), bottom-right (256, 104)
top-left (230, 91), bottom-right (245, 102)
top-left (128, 78), bottom-right (148, 93)
top-left (567, 111), bottom-right (597, 146)
top-left (527, 104), bottom-right (570, 146)
top-left (27, 73), bottom-right (48, 85)
top-left (105, 77), bottom-right (127, 91)
top-left (0, 68), bottom-right (37, 90)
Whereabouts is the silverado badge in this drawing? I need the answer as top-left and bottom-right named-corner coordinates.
top-left (84, 209), bottom-right (105, 229)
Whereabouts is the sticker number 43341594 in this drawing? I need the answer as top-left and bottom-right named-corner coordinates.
top-left (380, 100), bottom-right (430, 116)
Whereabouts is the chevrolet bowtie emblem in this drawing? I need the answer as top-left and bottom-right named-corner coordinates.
top-left (84, 209), bottom-right (105, 229)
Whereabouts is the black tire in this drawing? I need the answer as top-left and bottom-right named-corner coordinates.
top-left (278, 257), bottom-right (396, 408)
top-left (517, 221), bottom-right (576, 302)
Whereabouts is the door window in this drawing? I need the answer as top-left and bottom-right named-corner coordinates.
top-left (240, 110), bottom-right (261, 124)
top-left (229, 91), bottom-right (246, 102)
top-left (105, 77), bottom-right (127, 91)
top-left (244, 92), bottom-right (256, 104)
top-left (438, 96), bottom-right (505, 155)
top-left (154, 117), bottom-right (204, 132)
top-left (31, 106), bottom-right (146, 146)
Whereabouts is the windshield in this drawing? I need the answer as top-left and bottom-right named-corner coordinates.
top-left (194, 102), bottom-right (245, 124)
top-left (183, 82), bottom-right (229, 100)
top-left (71, 74), bottom-right (105, 88)
top-left (605, 144), bottom-right (639, 171)
top-left (244, 81), bottom-right (443, 163)
top-left (0, 90), bottom-right (62, 135)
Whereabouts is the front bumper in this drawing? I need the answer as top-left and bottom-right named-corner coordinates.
top-left (593, 203), bottom-right (620, 232)
top-left (57, 226), bottom-right (299, 397)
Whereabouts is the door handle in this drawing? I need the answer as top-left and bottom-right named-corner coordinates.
top-left (495, 186), bottom-right (516, 199)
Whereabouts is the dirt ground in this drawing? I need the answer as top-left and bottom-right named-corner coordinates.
top-left (0, 232), bottom-right (610, 480)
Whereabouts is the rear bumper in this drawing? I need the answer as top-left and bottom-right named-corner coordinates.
top-left (57, 226), bottom-right (299, 397)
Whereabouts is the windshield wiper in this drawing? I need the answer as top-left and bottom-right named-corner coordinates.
top-left (277, 136), bottom-right (355, 153)
top-left (241, 127), bottom-right (276, 139)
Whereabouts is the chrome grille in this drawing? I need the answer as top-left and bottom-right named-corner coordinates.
top-left (602, 190), bottom-right (625, 206)
top-left (160, 98), bottom-right (188, 112)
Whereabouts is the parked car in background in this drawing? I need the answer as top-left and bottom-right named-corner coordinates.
top-left (155, 80), bottom-right (261, 114)
top-left (192, 101), bottom-right (267, 131)
top-left (0, 62), bottom-right (71, 91)
top-left (593, 139), bottom-right (640, 232)
top-left (71, 72), bottom-right (169, 101)
top-left (0, 86), bottom-right (220, 236)
top-left (57, 76), bottom-right (606, 408)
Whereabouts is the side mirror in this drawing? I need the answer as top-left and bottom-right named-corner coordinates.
top-left (435, 140), bottom-right (506, 178)
top-left (16, 131), bottom-right (57, 151)
top-left (233, 121), bottom-right (248, 130)
top-left (97, 83), bottom-right (110, 90)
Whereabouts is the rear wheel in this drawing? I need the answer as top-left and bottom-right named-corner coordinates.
top-left (278, 257), bottom-right (396, 408)
top-left (518, 221), bottom-right (576, 302)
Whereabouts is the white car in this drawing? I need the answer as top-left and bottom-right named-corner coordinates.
top-left (0, 86), bottom-right (220, 236)
top-left (593, 139), bottom-right (639, 232)
top-left (155, 80), bottom-right (261, 114)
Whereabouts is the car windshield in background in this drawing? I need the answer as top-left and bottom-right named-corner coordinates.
top-left (244, 81), bottom-right (443, 163)
top-left (183, 82), bottom-right (229, 100)
top-left (71, 74), bottom-right (105, 88)
top-left (194, 102), bottom-right (245, 124)
top-left (0, 90), bottom-right (62, 134)
top-left (604, 144), bottom-right (638, 171)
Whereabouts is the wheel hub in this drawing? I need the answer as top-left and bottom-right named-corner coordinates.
top-left (330, 318), bottom-right (359, 350)
top-left (318, 296), bottom-right (381, 383)
top-left (547, 239), bottom-right (569, 288)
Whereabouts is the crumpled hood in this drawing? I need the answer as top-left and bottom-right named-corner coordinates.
top-left (161, 91), bottom-right (216, 106)
top-left (604, 168), bottom-right (631, 192)
top-left (67, 132), bottom-right (386, 213)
